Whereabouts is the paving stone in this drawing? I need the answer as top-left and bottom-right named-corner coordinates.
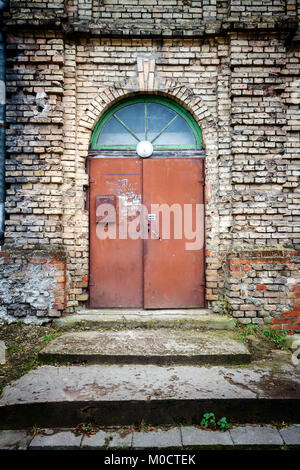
top-left (230, 425), bottom-right (283, 446)
top-left (1, 425), bottom-right (300, 449)
top-left (181, 426), bottom-right (233, 447)
top-left (107, 431), bottom-right (133, 448)
top-left (82, 430), bottom-right (132, 448)
top-left (81, 430), bottom-right (107, 448)
top-left (29, 431), bottom-right (82, 449)
top-left (0, 430), bottom-right (32, 450)
top-left (279, 425), bottom-right (300, 445)
top-left (132, 428), bottom-right (181, 448)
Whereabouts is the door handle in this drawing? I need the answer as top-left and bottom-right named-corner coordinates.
top-left (148, 222), bottom-right (161, 240)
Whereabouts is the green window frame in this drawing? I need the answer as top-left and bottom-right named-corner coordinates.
top-left (90, 96), bottom-right (202, 150)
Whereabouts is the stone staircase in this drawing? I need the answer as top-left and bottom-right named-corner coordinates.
top-left (38, 329), bottom-right (251, 365)
top-left (0, 309), bottom-right (299, 429)
top-left (39, 309), bottom-right (248, 366)
top-left (54, 308), bottom-right (236, 330)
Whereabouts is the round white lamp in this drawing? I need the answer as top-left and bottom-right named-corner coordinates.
top-left (136, 140), bottom-right (153, 158)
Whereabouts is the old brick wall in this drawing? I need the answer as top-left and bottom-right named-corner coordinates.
top-left (0, 1), bottom-right (299, 329)
top-left (225, 250), bottom-right (299, 331)
top-left (225, 30), bottom-right (300, 332)
top-left (6, 0), bottom-right (66, 25)
top-left (229, 0), bottom-right (290, 17)
top-left (0, 248), bottom-right (66, 321)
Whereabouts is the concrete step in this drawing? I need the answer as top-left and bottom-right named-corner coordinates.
top-left (0, 357), bottom-right (299, 429)
top-left (38, 329), bottom-right (251, 365)
top-left (54, 309), bottom-right (235, 330)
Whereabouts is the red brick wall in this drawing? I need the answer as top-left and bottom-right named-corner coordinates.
top-left (272, 285), bottom-right (300, 332)
top-left (225, 250), bottom-right (300, 333)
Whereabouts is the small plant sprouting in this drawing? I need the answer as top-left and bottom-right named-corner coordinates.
top-left (262, 327), bottom-right (288, 349)
top-left (217, 417), bottom-right (231, 432)
top-left (42, 332), bottom-right (57, 345)
top-left (200, 412), bottom-right (231, 432)
top-left (28, 425), bottom-right (43, 436)
top-left (273, 421), bottom-right (289, 430)
top-left (200, 412), bottom-right (217, 429)
top-left (7, 344), bottom-right (25, 356)
top-left (238, 324), bottom-right (259, 343)
top-left (74, 422), bottom-right (99, 437)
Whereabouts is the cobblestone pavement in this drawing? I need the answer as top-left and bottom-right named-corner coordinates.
top-left (0, 425), bottom-right (299, 450)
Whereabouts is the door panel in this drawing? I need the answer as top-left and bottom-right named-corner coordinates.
top-left (143, 158), bottom-right (205, 309)
top-left (89, 158), bottom-right (143, 307)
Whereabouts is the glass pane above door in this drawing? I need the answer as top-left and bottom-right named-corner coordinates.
top-left (91, 96), bottom-right (202, 150)
top-left (96, 116), bottom-right (138, 146)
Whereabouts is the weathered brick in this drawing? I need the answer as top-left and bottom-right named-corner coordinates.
top-left (0, 2), bottom-right (298, 330)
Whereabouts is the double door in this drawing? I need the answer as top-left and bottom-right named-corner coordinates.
top-left (89, 157), bottom-right (205, 309)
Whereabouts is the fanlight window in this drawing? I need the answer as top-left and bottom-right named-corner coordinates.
top-left (90, 97), bottom-right (202, 150)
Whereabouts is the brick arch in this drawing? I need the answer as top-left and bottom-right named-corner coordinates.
top-left (76, 80), bottom-right (217, 158)
top-left (68, 80), bottom-right (220, 314)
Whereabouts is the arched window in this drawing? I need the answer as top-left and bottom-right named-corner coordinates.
top-left (90, 96), bottom-right (202, 151)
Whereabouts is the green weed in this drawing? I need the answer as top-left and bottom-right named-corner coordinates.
top-left (200, 412), bottom-right (231, 432)
top-left (263, 328), bottom-right (288, 349)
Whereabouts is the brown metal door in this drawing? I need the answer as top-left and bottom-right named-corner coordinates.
top-left (89, 158), bottom-right (143, 307)
top-left (143, 158), bottom-right (205, 309)
top-left (89, 157), bottom-right (205, 309)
